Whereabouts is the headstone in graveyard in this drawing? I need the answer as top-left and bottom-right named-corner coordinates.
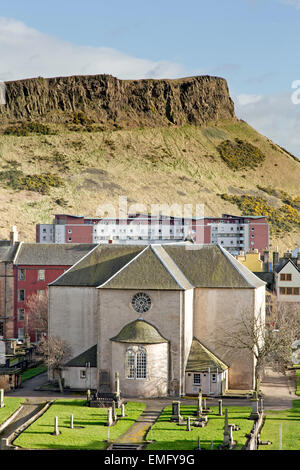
top-left (107, 407), bottom-right (113, 427)
top-left (0, 389), bottom-right (4, 408)
top-left (171, 400), bottom-right (183, 422)
top-left (186, 416), bottom-right (191, 431)
top-left (218, 399), bottom-right (223, 416)
top-left (52, 416), bottom-right (60, 436)
top-left (250, 399), bottom-right (260, 420)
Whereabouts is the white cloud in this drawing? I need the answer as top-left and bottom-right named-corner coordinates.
top-left (235, 91), bottom-right (300, 158)
top-left (236, 94), bottom-right (263, 106)
top-left (0, 17), bottom-right (186, 81)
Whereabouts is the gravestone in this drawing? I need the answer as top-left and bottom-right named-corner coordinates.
top-left (186, 417), bottom-right (191, 432)
top-left (121, 403), bottom-right (126, 417)
top-left (112, 400), bottom-right (117, 423)
top-left (171, 401), bottom-right (183, 423)
top-left (196, 390), bottom-right (202, 417)
top-left (106, 407), bottom-right (113, 427)
top-left (52, 416), bottom-right (60, 436)
top-left (250, 399), bottom-right (260, 420)
top-left (218, 399), bottom-right (223, 416)
top-left (259, 397), bottom-right (264, 414)
top-left (70, 414), bottom-right (74, 429)
top-left (0, 389), bottom-right (4, 408)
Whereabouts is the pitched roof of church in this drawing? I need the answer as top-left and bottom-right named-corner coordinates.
top-left (110, 319), bottom-right (168, 344)
top-left (50, 243), bottom-right (265, 289)
top-left (186, 338), bottom-right (228, 372)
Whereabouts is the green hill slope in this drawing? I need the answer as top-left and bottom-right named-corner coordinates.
top-left (0, 118), bottom-right (299, 252)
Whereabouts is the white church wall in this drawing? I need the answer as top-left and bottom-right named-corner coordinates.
top-left (98, 288), bottom-right (183, 395)
top-left (49, 286), bottom-right (98, 359)
top-left (193, 287), bottom-right (261, 390)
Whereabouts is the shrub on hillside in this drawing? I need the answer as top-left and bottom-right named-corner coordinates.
top-left (217, 138), bottom-right (265, 170)
top-left (0, 167), bottom-right (63, 194)
top-left (3, 122), bottom-right (57, 136)
top-left (220, 193), bottom-right (300, 234)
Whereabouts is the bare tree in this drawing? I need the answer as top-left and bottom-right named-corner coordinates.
top-left (217, 302), bottom-right (299, 394)
top-left (37, 336), bottom-right (71, 393)
top-left (266, 301), bottom-right (300, 373)
top-left (25, 290), bottom-right (48, 340)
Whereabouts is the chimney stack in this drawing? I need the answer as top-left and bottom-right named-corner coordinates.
top-left (263, 250), bottom-right (270, 272)
top-left (273, 250), bottom-right (279, 270)
top-left (9, 226), bottom-right (18, 245)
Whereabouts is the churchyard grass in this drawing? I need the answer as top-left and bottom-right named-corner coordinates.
top-left (146, 404), bottom-right (252, 450)
top-left (13, 399), bottom-right (146, 450)
top-left (21, 365), bottom-right (47, 382)
top-left (295, 366), bottom-right (300, 396)
top-left (0, 397), bottom-right (24, 425)
top-left (259, 400), bottom-right (300, 450)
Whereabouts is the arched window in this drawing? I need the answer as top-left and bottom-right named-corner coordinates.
top-left (126, 349), bottom-right (135, 379)
top-left (136, 348), bottom-right (147, 379)
top-left (126, 346), bottom-right (147, 379)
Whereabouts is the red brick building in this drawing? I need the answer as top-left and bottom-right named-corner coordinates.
top-left (13, 243), bottom-right (96, 342)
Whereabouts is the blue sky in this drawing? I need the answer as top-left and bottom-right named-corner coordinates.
top-left (1, 0), bottom-right (300, 156)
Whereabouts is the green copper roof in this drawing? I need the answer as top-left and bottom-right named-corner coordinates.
top-left (110, 319), bottom-right (168, 344)
top-left (186, 338), bottom-right (228, 372)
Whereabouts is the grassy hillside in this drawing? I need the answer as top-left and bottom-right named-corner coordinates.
top-left (1, 118), bottom-right (299, 252)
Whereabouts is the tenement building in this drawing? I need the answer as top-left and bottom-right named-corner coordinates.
top-left (48, 243), bottom-right (266, 397)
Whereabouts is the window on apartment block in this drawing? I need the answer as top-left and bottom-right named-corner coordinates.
top-left (18, 268), bottom-right (25, 281)
top-left (38, 269), bottom-right (45, 281)
top-left (68, 237), bottom-right (72, 242)
top-left (18, 289), bottom-right (25, 302)
top-left (18, 308), bottom-right (25, 321)
top-left (193, 373), bottom-right (201, 385)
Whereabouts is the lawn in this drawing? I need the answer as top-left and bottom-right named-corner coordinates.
top-left (0, 397), bottom-right (24, 425)
top-left (21, 365), bottom-right (47, 382)
top-left (295, 366), bottom-right (300, 396)
top-left (259, 400), bottom-right (300, 450)
top-left (146, 404), bottom-right (253, 451)
top-left (13, 399), bottom-right (146, 450)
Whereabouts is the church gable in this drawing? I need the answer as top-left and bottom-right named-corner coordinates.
top-left (163, 244), bottom-right (265, 288)
top-left (99, 245), bottom-right (186, 290)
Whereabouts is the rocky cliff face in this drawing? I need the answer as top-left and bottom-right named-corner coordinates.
top-left (0, 74), bottom-right (236, 128)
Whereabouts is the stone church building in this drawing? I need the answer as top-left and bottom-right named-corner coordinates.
top-left (48, 244), bottom-right (265, 397)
